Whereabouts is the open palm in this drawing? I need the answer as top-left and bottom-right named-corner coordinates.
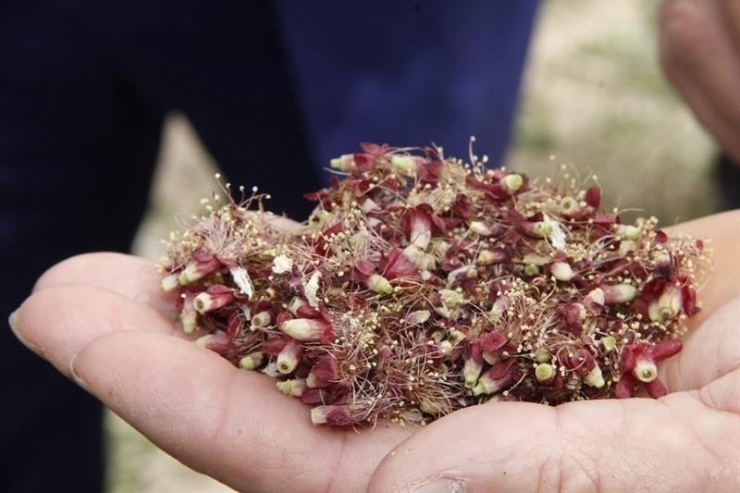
top-left (12, 211), bottom-right (740, 492)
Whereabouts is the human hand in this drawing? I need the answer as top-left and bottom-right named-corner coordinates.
top-left (660, 0), bottom-right (740, 165)
top-left (9, 253), bottom-right (416, 492)
top-left (10, 211), bottom-right (740, 492)
top-left (368, 210), bottom-right (740, 492)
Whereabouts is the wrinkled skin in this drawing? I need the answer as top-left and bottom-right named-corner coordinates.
top-left (660, 0), bottom-right (740, 165)
top-left (10, 210), bottom-right (740, 492)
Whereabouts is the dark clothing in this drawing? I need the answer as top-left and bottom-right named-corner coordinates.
top-left (279, 1), bottom-right (539, 173)
top-left (716, 153), bottom-right (740, 211)
top-left (0, 1), bottom-right (538, 491)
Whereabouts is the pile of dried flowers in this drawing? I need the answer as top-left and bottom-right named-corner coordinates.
top-left (160, 143), bottom-right (709, 427)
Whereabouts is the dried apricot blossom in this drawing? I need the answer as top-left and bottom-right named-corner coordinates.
top-left (160, 143), bottom-right (711, 427)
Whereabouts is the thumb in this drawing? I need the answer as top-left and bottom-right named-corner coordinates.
top-left (367, 398), bottom-right (728, 492)
top-left (369, 403), bottom-right (560, 493)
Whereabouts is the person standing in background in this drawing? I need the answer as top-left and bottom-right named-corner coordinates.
top-left (0, 2), bottom-right (539, 491)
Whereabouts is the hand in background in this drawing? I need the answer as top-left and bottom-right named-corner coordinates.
top-left (660, 0), bottom-right (740, 166)
top-left (10, 211), bottom-right (740, 492)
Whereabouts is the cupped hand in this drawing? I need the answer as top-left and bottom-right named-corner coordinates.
top-left (11, 211), bottom-right (740, 492)
top-left (660, 0), bottom-right (740, 164)
top-left (370, 210), bottom-right (740, 492)
top-left (10, 253), bottom-right (414, 492)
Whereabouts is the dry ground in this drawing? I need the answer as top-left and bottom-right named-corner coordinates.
top-left (111, 1), bottom-right (718, 491)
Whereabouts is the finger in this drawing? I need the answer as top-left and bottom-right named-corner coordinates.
top-left (11, 284), bottom-right (177, 378)
top-left (665, 209), bottom-right (740, 325)
top-left (659, 0), bottom-right (740, 162)
top-left (662, 297), bottom-right (740, 394)
top-left (72, 330), bottom-right (414, 493)
top-left (260, 211), bottom-right (306, 234)
top-left (724, 0), bottom-right (740, 55)
top-left (368, 396), bottom-right (737, 492)
top-left (658, 211), bottom-right (740, 391)
top-left (33, 252), bottom-right (178, 318)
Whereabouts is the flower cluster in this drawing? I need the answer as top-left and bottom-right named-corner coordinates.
top-left (160, 143), bottom-right (710, 427)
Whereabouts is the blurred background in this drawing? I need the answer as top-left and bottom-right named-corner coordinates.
top-left (114, 0), bottom-right (717, 491)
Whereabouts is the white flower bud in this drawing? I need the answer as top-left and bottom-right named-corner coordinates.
top-left (550, 261), bottom-right (575, 281)
top-left (649, 285), bottom-right (683, 322)
top-left (535, 363), bottom-right (556, 384)
top-left (586, 287), bottom-right (605, 306)
top-left (405, 310), bottom-right (431, 325)
top-left (271, 254), bottom-right (294, 274)
top-left (276, 379), bottom-right (307, 397)
top-left (603, 284), bottom-right (638, 304)
top-left (501, 173), bottom-right (523, 193)
top-left (367, 274), bottom-right (394, 294)
top-left (469, 221), bottom-right (494, 236)
top-left (161, 274), bottom-right (180, 292)
top-left (584, 366), bottom-right (605, 388)
top-left (238, 352), bottom-right (264, 371)
top-left (390, 155), bottom-right (417, 176)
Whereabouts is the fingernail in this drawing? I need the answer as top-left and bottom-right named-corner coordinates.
top-left (410, 479), bottom-right (466, 493)
top-left (8, 309), bottom-right (19, 332)
top-left (8, 309), bottom-right (38, 351)
top-left (69, 353), bottom-right (90, 391)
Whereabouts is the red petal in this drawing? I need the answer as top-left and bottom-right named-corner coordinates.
top-left (585, 185), bottom-right (601, 209)
top-left (226, 311), bottom-right (244, 340)
top-left (451, 194), bottom-right (472, 219)
top-left (614, 373), bottom-right (639, 398)
top-left (354, 258), bottom-right (376, 277)
top-left (383, 248), bottom-right (417, 279)
top-left (402, 204), bottom-right (435, 240)
top-left (261, 336), bottom-right (288, 356)
top-left (317, 405), bottom-right (354, 427)
top-left (644, 378), bottom-right (668, 398)
top-left (300, 388), bottom-right (324, 405)
top-left (276, 312), bottom-right (291, 330)
top-left (619, 344), bottom-right (639, 372)
top-left (296, 305), bottom-right (322, 319)
top-left (489, 358), bottom-right (516, 380)
top-left (642, 278), bottom-right (667, 301)
top-left (431, 214), bottom-right (447, 233)
top-left (481, 331), bottom-right (507, 353)
top-left (593, 213), bottom-right (616, 225)
top-left (647, 338), bottom-right (682, 362)
top-left (681, 286), bottom-right (697, 316)
top-left (359, 142), bottom-right (389, 156)
top-left (192, 249), bottom-right (216, 263)
top-left (311, 354), bottom-right (339, 382)
top-left (206, 284), bottom-right (232, 295)
top-left (503, 228), bottom-right (522, 245)
top-left (467, 339), bottom-right (483, 364)
top-left (304, 188), bottom-right (331, 205)
top-left (576, 348), bottom-right (596, 372)
top-left (559, 303), bottom-right (585, 335)
top-left (417, 160), bottom-right (443, 186)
